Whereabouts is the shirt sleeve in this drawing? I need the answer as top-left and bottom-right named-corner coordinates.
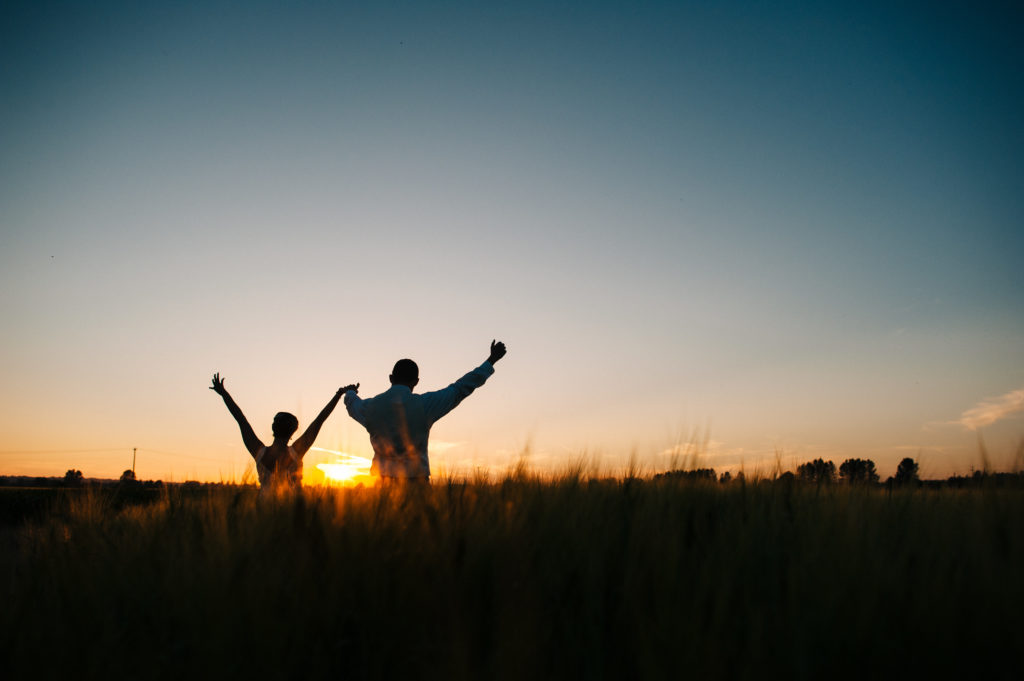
top-left (344, 391), bottom-right (368, 425)
top-left (421, 361), bottom-right (495, 425)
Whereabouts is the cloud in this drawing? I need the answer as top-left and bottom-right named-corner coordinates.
top-left (428, 440), bottom-right (463, 454)
top-left (957, 389), bottom-right (1024, 430)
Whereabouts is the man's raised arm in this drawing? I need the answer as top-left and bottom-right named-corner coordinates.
top-left (423, 340), bottom-right (507, 423)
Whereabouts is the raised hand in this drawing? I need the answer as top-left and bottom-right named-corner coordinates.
top-left (210, 372), bottom-right (228, 396)
top-left (487, 340), bottom-right (507, 365)
top-left (210, 372), bottom-right (262, 455)
top-left (339, 383), bottom-right (360, 396)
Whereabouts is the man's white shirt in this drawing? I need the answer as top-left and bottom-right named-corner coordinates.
top-left (344, 361), bottom-right (495, 478)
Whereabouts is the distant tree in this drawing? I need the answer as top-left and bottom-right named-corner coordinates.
top-left (894, 458), bottom-right (920, 486)
top-left (839, 458), bottom-right (879, 485)
top-left (63, 469), bottom-right (84, 487)
top-left (719, 471), bottom-right (732, 484)
top-left (796, 459), bottom-right (836, 485)
top-left (120, 469), bottom-right (136, 482)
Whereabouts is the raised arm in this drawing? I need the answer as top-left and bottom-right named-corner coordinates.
top-left (292, 384), bottom-right (359, 456)
top-left (422, 340), bottom-right (507, 423)
top-left (344, 384), bottom-right (368, 425)
top-left (210, 373), bottom-right (263, 457)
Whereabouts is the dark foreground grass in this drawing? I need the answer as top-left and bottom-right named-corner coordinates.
top-left (1, 477), bottom-right (1022, 680)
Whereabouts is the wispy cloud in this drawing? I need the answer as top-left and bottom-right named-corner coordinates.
top-left (428, 440), bottom-right (462, 454)
top-left (957, 388), bottom-right (1024, 430)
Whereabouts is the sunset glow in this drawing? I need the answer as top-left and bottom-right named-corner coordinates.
top-left (314, 450), bottom-right (375, 487)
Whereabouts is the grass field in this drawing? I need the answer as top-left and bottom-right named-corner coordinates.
top-left (2, 475), bottom-right (1022, 680)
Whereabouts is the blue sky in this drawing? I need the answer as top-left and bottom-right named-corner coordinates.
top-left (1, 1), bottom-right (1022, 480)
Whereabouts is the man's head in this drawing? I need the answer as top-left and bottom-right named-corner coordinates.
top-left (272, 412), bottom-right (299, 439)
top-left (390, 358), bottom-right (419, 389)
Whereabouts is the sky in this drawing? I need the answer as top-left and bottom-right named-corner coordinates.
top-left (2, 0), bottom-right (1022, 482)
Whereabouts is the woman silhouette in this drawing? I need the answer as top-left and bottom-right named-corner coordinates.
top-left (210, 373), bottom-right (357, 490)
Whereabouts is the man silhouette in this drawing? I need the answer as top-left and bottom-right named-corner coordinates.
top-left (344, 340), bottom-right (507, 481)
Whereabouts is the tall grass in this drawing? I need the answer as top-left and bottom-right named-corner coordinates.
top-left (2, 476), bottom-right (1022, 680)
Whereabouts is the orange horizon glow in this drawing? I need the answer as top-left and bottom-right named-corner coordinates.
top-left (311, 449), bottom-right (376, 487)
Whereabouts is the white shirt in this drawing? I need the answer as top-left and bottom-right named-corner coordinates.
top-left (344, 361), bottom-right (495, 478)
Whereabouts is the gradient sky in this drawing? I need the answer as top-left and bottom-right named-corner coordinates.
top-left (2, 0), bottom-right (1022, 481)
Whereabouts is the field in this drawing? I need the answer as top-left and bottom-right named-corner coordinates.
top-left (2, 475), bottom-right (1022, 680)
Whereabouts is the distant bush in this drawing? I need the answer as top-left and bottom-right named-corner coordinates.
top-left (945, 470), bottom-right (1024, 488)
top-left (895, 457), bottom-right (920, 486)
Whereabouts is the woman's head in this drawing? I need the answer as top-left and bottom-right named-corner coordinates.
top-left (272, 412), bottom-right (299, 439)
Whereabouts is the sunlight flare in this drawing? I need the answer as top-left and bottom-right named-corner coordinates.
top-left (311, 448), bottom-right (375, 486)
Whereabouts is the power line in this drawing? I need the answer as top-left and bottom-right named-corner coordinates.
top-left (0, 448), bottom-right (132, 455)
top-left (137, 448), bottom-right (242, 465)
top-left (0, 447), bottom-right (243, 465)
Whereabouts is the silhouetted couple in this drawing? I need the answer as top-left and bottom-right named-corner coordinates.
top-left (211, 340), bottom-right (507, 490)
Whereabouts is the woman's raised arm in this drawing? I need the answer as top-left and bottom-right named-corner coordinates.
top-left (210, 373), bottom-right (263, 457)
top-left (291, 384), bottom-right (358, 457)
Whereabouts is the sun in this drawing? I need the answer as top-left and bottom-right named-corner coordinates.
top-left (311, 449), bottom-right (376, 487)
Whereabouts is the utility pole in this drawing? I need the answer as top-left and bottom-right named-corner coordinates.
top-left (132, 447), bottom-right (137, 475)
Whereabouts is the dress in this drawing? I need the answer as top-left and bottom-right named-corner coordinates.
top-left (255, 445), bottom-right (302, 489)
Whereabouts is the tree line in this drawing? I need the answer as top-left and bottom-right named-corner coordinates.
top-left (3, 456), bottom-right (1022, 489)
top-left (656, 457), bottom-right (1024, 488)
top-left (792, 457), bottom-right (919, 486)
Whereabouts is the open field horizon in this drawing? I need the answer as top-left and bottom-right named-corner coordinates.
top-left (3, 428), bottom-right (1022, 485)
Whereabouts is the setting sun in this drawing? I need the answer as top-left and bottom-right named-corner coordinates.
top-left (312, 450), bottom-right (375, 487)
